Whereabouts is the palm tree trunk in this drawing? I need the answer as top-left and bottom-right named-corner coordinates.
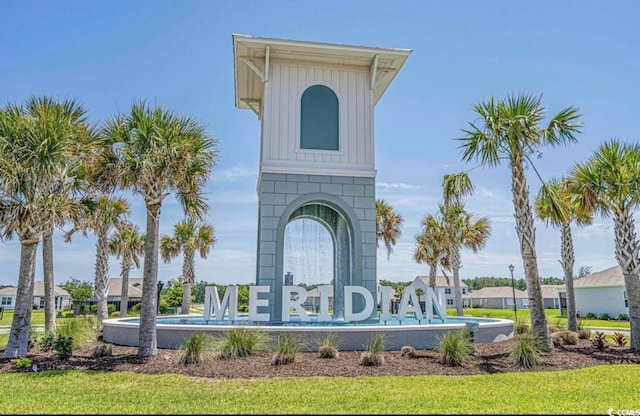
top-left (3, 239), bottom-right (38, 358)
top-left (42, 229), bottom-right (56, 333)
top-left (511, 158), bottom-right (551, 350)
top-left (428, 263), bottom-right (437, 289)
top-left (120, 254), bottom-right (132, 318)
top-left (181, 251), bottom-right (195, 315)
top-left (613, 210), bottom-right (640, 348)
top-left (561, 222), bottom-right (577, 332)
top-left (451, 248), bottom-right (464, 316)
top-left (139, 201), bottom-right (161, 357)
top-left (94, 230), bottom-right (110, 322)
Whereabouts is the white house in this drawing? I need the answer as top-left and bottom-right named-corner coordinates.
top-left (0, 281), bottom-right (71, 311)
top-left (469, 286), bottom-right (529, 309)
top-left (569, 265), bottom-right (629, 318)
top-left (409, 276), bottom-right (471, 308)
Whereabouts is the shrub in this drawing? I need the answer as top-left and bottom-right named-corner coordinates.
top-left (107, 304), bottom-right (116, 315)
top-left (10, 358), bottom-right (32, 370)
top-left (317, 333), bottom-right (339, 359)
top-left (92, 343), bottom-right (113, 358)
top-left (585, 312), bottom-right (597, 320)
top-left (578, 329), bottom-right (592, 340)
top-left (179, 331), bottom-right (213, 365)
top-left (617, 314), bottom-right (629, 321)
top-left (38, 332), bottom-right (56, 352)
top-left (130, 303), bottom-right (142, 313)
top-left (557, 330), bottom-right (579, 346)
top-left (213, 327), bottom-right (267, 359)
top-left (514, 315), bottom-right (530, 335)
top-left (57, 317), bottom-right (97, 348)
top-left (400, 345), bottom-right (416, 358)
top-left (53, 335), bottom-right (73, 359)
top-left (548, 326), bottom-right (561, 334)
top-left (551, 332), bottom-right (563, 346)
top-left (591, 331), bottom-right (609, 352)
top-left (437, 330), bottom-right (475, 367)
top-left (510, 335), bottom-right (541, 368)
top-left (612, 332), bottom-right (627, 347)
top-left (271, 334), bottom-right (302, 366)
top-left (28, 326), bottom-right (39, 351)
top-left (360, 332), bottom-right (385, 367)
top-left (599, 313), bottom-right (610, 321)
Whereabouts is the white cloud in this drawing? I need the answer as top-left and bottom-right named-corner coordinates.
top-left (376, 182), bottom-right (422, 190)
top-left (213, 165), bottom-right (258, 183)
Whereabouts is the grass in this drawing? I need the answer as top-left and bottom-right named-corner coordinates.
top-left (437, 329), bottom-right (475, 366)
top-left (0, 366), bottom-right (638, 413)
top-left (453, 308), bottom-right (631, 330)
top-left (213, 327), bottom-right (268, 359)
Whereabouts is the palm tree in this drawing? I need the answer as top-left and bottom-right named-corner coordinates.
top-left (24, 96), bottom-right (96, 334)
top-left (446, 94), bottom-right (582, 349)
top-left (569, 140), bottom-right (640, 348)
top-left (440, 203), bottom-right (491, 316)
top-left (67, 196), bottom-right (130, 322)
top-left (375, 199), bottom-right (404, 260)
top-left (108, 223), bottom-right (145, 317)
top-left (160, 219), bottom-right (216, 314)
top-left (534, 177), bottom-right (592, 332)
top-left (0, 99), bottom-right (89, 358)
top-left (103, 101), bottom-right (218, 356)
top-left (413, 213), bottom-right (449, 290)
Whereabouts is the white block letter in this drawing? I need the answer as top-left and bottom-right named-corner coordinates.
top-left (282, 285), bottom-right (309, 322)
top-left (204, 285), bottom-right (238, 321)
top-left (398, 286), bottom-right (424, 321)
top-left (344, 286), bottom-right (374, 322)
top-left (248, 285), bottom-right (271, 322)
top-left (317, 285), bottom-right (332, 322)
top-left (378, 286), bottom-right (393, 322)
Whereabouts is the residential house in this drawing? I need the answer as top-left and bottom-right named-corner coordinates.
top-left (564, 266), bottom-right (629, 318)
top-left (0, 281), bottom-right (71, 311)
top-left (541, 284), bottom-right (564, 309)
top-left (409, 276), bottom-right (471, 308)
top-left (469, 286), bottom-right (529, 309)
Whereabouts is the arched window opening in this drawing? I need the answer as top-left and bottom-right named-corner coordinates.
top-left (300, 85), bottom-right (339, 151)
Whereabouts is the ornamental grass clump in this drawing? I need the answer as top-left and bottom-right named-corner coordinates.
top-left (578, 329), bottom-right (592, 340)
top-left (271, 334), bottom-right (302, 366)
top-left (213, 327), bottom-right (267, 359)
top-left (400, 345), bottom-right (416, 358)
top-left (360, 332), bottom-right (385, 367)
top-left (179, 331), bottom-right (214, 366)
top-left (92, 343), bottom-right (113, 358)
top-left (57, 317), bottom-right (97, 348)
top-left (437, 330), bottom-right (475, 367)
top-left (317, 333), bottom-right (339, 359)
top-left (510, 334), bottom-right (541, 368)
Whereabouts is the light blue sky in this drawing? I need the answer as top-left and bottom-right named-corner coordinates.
top-left (0, 1), bottom-right (638, 287)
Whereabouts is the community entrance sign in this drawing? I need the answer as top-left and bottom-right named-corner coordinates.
top-left (232, 34), bottom-right (412, 321)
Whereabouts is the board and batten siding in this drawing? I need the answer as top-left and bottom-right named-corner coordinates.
top-left (261, 62), bottom-right (375, 177)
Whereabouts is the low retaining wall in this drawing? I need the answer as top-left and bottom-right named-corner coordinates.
top-left (103, 316), bottom-right (513, 351)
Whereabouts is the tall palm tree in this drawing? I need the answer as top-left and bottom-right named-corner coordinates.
top-left (569, 140), bottom-right (640, 348)
top-left (104, 101), bottom-right (218, 356)
top-left (413, 213), bottom-right (450, 290)
top-left (67, 196), bottom-right (130, 322)
top-left (108, 223), bottom-right (145, 317)
top-left (375, 199), bottom-right (404, 260)
top-left (440, 203), bottom-right (491, 316)
top-left (0, 99), bottom-right (89, 358)
top-left (24, 96), bottom-right (96, 333)
top-left (446, 94), bottom-right (582, 349)
top-left (160, 219), bottom-right (216, 314)
top-left (534, 177), bottom-right (592, 332)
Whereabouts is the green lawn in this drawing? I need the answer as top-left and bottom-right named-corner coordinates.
top-left (452, 308), bottom-right (631, 330)
top-left (0, 365), bottom-right (637, 414)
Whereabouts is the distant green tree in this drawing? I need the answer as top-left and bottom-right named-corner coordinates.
top-left (164, 277), bottom-right (184, 309)
top-left (192, 281), bottom-right (207, 304)
top-left (62, 278), bottom-right (94, 314)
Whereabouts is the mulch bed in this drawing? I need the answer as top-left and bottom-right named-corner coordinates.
top-left (2, 338), bottom-right (639, 379)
